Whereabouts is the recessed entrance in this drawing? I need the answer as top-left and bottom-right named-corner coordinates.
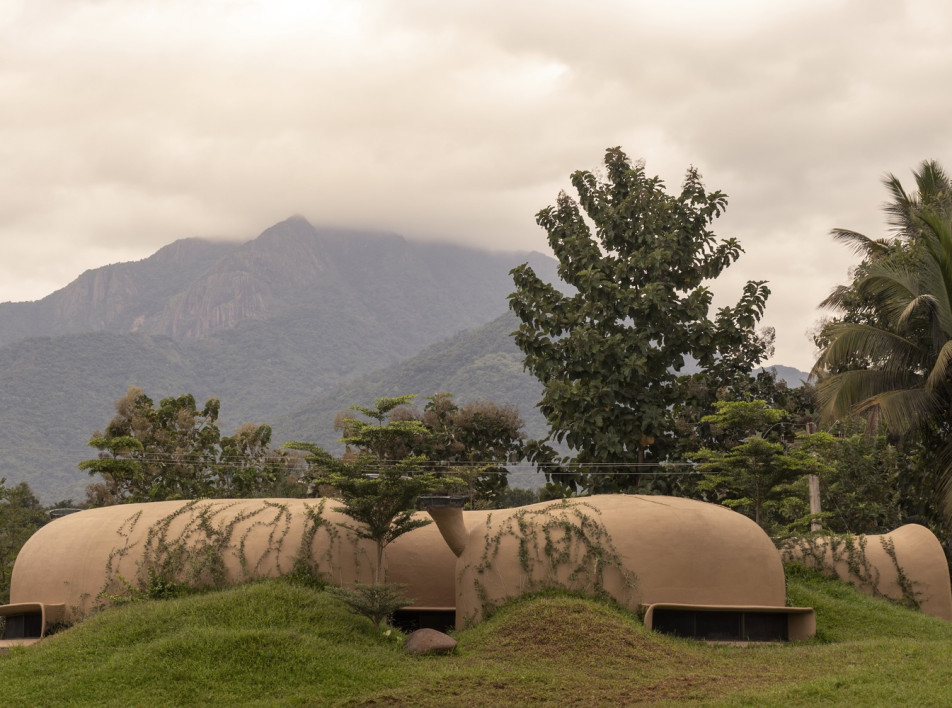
top-left (391, 609), bottom-right (456, 633)
top-left (1, 611), bottom-right (43, 640)
top-left (642, 603), bottom-right (815, 642)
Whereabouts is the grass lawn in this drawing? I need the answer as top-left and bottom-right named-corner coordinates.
top-left (3, 568), bottom-right (952, 706)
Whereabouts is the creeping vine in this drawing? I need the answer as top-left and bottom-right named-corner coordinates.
top-left (780, 532), bottom-right (920, 610)
top-left (463, 500), bottom-right (636, 624)
top-left (98, 500), bottom-right (336, 606)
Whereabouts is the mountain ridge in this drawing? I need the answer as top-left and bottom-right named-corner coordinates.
top-left (0, 216), bottom-right (809, 503)
top-left (0, 217), bottom-right (558, 502)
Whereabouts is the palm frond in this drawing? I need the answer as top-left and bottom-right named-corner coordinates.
top-left (864, 386), bottom-right (939, 435)
top-left (814, 367), bottom-right (922, 423)
top-left (882, 172), bottom-right (917, 236)
top-left (925, 339), bottom-right (952, 391)
top-left (813, 322), bottom-right (924, 375)
top-left (914, 160), bottom-right (952, 214)
top-left (818, 284), bottom-right (854, 312)
top-left (829, 228), bottom-right (893, 259)
top-left (897, 293), bottom-right (939, 330)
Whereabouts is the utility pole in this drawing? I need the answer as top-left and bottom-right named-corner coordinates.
top-left (805, 422), bottom-right (822, 531)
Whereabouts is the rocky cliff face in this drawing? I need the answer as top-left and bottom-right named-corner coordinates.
top-left (0, 238), bottom-right (237, 347)
top-left (0, 215), bottom-right (559, 503)
top-left (0, 216), bottom-right (547, 346)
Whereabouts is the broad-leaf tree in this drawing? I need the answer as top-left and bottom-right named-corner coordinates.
top-left (509, 147), bottom-right (770, 491)
top-left (0, 479), bottom-right (48, 604)
top-left (216, 423), bottom-right (294, 498)
top-left (420, 393), bottom-right (525, 507)
top-left (82, 386), bottom-right (288, 504)
top-left (691, 400), bottom-right (809, 532)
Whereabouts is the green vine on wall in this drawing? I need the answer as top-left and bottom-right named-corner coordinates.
top-left (464, 500), bottom-right (637, 624)
top-left (780, 532), bottom-right (920, 610)
top-left (98, 500), bottom-right (337, 606)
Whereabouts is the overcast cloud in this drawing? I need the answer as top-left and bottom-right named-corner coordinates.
top-left (2, 0), bottom-right (950, 369)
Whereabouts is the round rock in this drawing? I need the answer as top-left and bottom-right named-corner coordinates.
top-left (404, 628), bottom-right (457, 655)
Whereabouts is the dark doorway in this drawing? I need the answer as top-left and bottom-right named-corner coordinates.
top-left (652, 609), bottom-right (788, 642)
top-left (391, 609), bottom-right (456, 633)
top-left (1, 612), bottom-right (43, 640)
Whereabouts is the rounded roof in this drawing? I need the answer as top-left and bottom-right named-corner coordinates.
top-left (10, 498), bottom-right (464, 618)
top-left (782, 523), bottom-right (952, 620)
top-left (451, 495), bottom-right (787, 626)
top-left (11, 495), bottom-right (793, 628)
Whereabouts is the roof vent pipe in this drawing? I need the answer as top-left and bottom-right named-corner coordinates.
top-left (418, 496), bottom-right (468, 558)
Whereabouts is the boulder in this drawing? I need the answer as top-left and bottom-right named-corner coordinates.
top-left (404, 628), bottom-right (457, 655)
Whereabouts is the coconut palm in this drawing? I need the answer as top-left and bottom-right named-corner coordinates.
top-left (813, 160), bottom-right (952, 511)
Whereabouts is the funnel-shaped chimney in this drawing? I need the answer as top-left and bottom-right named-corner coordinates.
top-left (419, 496), bottom-right (468, 557)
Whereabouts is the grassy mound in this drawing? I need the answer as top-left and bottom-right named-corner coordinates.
top-left (0, 581), bottom-right (409, 706)
top-left (785, 564), bottom-right (952, 643)
top-left (3, 570), bottom-right (952, 706)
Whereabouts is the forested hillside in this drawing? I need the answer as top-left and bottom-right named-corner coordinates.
top-left (0, 218), bottom-right (558, 502)
top-left (276, 312), bottom-right (544, 441)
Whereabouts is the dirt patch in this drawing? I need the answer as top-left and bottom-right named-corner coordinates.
top-left (462, 596), bottom-right (696, 668)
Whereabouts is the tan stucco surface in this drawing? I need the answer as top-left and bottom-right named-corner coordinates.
top-left (442, 495), bottom-right (789, 628)
top-left (8, 495), bottom-right (827, 637)
top-left (781, 524), bottom-right (952, 620)
top-left (10, 498), bottom-right (471, 620)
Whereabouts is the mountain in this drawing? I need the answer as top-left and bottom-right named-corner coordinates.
top-left (763, 365), bottom-right (812, 388)
top-left (0, 238), bottom-right (238, 346)
top-left (0, 217), bottom-right (556, 348)
top-left (270, 310), bottom-right (550, 490)
top-left (273, 311), bottom-right (548, 443)
top-left (0, 217), bottom-right (558, 502)
top-left (0, 215), bottom-right (810, 503)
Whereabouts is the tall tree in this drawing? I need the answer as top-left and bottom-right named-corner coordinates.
top-left (0, 479), bottom-right (48, 604)
top-left (81, 386), bottom-right (287, 504)
top-left (509, 147), bottom-right (770, 492)
top-left (813, 161), bottom-right (952, 516)
top-left (420, 393), bottom-right (525, 507)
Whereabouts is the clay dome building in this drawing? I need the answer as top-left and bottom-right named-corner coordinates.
top-left (4, 499), bottom-right (468, 619)
top-left (2, 495), bottom-right (819, 645)
top-left (426, 494), bottom-right (815, 640)
top-left (781, 523), bottom-right (952, 620)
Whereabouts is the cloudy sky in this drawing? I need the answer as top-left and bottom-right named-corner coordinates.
top-left (2, 0), bottom-right (950, 370)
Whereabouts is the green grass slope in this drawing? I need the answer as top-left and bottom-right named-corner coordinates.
top-left (4, 569), bottom-right (952, 706)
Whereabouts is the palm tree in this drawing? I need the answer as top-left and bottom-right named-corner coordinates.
top-left (813, 160), bottom-right (952, 511)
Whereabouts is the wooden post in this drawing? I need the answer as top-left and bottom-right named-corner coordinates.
top-left (806, 422), bottom-right (820, 531)
top-left (808, 475), bottom-right (821, 531)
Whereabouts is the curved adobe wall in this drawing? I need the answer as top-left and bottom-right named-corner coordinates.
top-left (448, 495), bottom-right (788, 629)
top-left (781, 524), bottom-right (952, 620)
top-left (10, 498), bottom-right (466, 621)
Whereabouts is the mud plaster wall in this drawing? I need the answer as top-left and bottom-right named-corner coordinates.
top-left (781, 524), bottom-right (952, 620)
top-left (450, 495), bottom-right (788, 629)
top-left (10, 499), bottom-right (476, 621)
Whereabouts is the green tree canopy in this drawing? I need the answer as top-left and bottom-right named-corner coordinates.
top-left (289, 393), bottom-right (525, 508)
top-left (0, 479), bottom-right (48, 604)
top-left (813, 160), bottom-right (952, 517)
top-left (691, 401), bottom-right (812, 533)
top-left (419, 393), bottom-right (525, 507)
top-left (81, 386), bottom-right (291, 504)
top-left (509, 147), bottom-right (770, 492)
